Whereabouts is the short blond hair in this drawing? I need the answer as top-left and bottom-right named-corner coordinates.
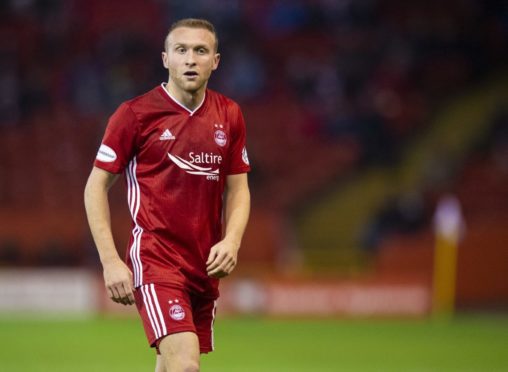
top-left (165, 18), bottom-right (218, 52)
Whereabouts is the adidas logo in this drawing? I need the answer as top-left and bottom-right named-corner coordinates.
top-left (160, 129), bottom-right (176, 141)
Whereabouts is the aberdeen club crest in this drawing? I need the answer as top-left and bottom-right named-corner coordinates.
top-left (214, 124), bottom-right (227, 147)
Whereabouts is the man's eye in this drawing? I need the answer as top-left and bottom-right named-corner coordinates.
top-left (177, 47), bottom-right (186, 53)
top-left (197, 48), bottom-right (206, 54)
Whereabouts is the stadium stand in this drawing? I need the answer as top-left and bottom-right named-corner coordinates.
top-left (0, 1), bottom-right (506, 308)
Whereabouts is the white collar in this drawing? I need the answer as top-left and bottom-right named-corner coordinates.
top-left (161, 83), bottom-right (205, 116)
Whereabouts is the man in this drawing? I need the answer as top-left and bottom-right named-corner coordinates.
top-left (84, 18), bottom-right (250, 372)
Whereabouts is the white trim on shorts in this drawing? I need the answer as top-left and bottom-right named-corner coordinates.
top-left (141, 284), bottom-right (167, 340)
top-left (211, 300), bottom-right (217, 350)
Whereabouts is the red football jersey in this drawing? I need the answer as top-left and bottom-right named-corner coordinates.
top-left (94, 84), bottom-right (250, 298)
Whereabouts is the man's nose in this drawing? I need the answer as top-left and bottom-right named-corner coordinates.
top-left (185, 51), bottom-right (196, 65)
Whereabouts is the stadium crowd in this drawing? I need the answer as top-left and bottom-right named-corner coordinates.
top-left (0, 0), bottom-right (506, 265)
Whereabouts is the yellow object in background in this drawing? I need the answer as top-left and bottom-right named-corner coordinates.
top-left (432, 194), bottom-right (465, 317)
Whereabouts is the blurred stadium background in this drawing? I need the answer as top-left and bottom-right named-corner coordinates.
top-left (0, 0), bottom-right (507, 370)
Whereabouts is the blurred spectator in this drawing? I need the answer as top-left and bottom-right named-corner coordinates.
top-left (361, 191), bottom-right (427, 251)
top-left (0, 56), bottom-right (20, 126)
top-left (219, 45), bottom-right (266, 100)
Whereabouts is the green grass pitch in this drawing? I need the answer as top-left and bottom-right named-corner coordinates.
top-left (0, 315), bottom-right (507, 371)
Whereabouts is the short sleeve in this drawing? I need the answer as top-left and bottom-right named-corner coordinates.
top-left (227, 104), bottom-right (251, 175)
top-left (94, 103), bottom-right (139, 174)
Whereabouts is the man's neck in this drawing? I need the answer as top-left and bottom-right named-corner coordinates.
top-left (164, 82), bottom-right (205, 112)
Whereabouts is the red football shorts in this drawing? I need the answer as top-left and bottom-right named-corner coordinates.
top-left (134, 283), bottom-right (217, 354)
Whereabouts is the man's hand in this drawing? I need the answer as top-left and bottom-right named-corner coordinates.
top-left (103, 258), bottom-right (135, 305)
top-left (206, 240), bottom-right (240, 278)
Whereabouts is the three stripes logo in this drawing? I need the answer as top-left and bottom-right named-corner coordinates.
top-left (160, 129), bottom-right (176, 141)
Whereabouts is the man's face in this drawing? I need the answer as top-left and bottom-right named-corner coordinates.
top-left (162, 27), bottom-right (220, 95)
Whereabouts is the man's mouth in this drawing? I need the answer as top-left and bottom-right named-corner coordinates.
top-left (184, 71), bottom-right (198, 77)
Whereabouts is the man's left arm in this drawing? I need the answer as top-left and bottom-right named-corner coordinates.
top-left (206, 173), bottom-right (250, 278)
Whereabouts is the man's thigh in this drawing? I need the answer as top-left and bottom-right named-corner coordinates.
top-left (158, 331), bottom-right (200, 371)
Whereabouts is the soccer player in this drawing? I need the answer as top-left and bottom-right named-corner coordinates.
top-left (84, 18), bottom-right (251, 372)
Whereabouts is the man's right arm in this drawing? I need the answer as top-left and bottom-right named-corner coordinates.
top-left (84, 166), bottom-right (135, 305)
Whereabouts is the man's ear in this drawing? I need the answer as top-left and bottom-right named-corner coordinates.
top-left (212, 53), bottom-right (221, 71)
top-left (162, 52), bottom-right (169, 69)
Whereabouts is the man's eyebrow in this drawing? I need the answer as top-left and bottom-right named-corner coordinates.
top-left (172, 42), bottom-right (210, 50)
